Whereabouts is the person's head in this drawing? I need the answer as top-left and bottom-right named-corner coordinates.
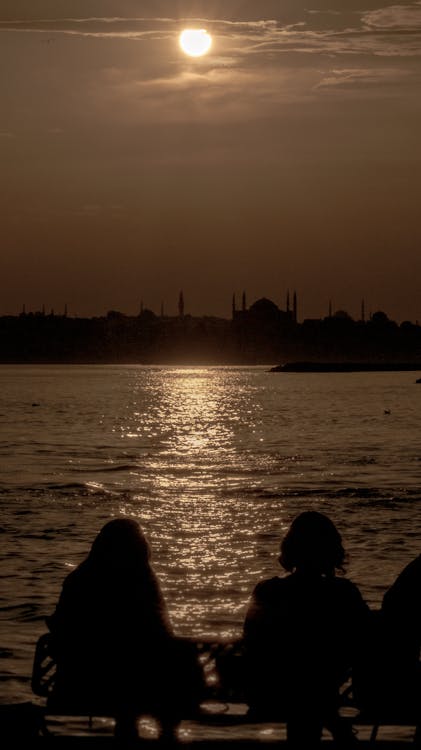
top-left (87, 518), bottom-right (151, 571)
top-left (279, 511), bottom-right (345, 576)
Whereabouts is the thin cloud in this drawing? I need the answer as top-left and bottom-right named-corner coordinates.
top-left (315, 66), bottom-right (413, 89)
top-left (1, 11), bottom-right (421, 60)
top-left (363, 2), bottom-right (421, 30)
top-left (95, 62), bottom-right (325, 126)
top-left (0, 16), bottom-right (278, 35)
top-left (0, 16), bottom-right (173, 25)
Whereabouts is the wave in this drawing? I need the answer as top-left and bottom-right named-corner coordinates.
top-left (0, 483), bottom-right (122, 503)
top-left (2, 478), bottom-right (420, 508)
top-left (0, 674), bottom-right (30, 684)
top-left (348, 457), bottom-right (377, 465)
top-left (70, 464), bottom-right (141, 474)
top-left (254, 486), bottom-right (421, 504)
top-left (0, 603), bottom-right (45, 623)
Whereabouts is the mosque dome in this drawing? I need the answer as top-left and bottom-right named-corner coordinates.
top-left (249, 298), bottom-right (280, 318)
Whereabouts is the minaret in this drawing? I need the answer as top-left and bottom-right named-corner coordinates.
top-left (178, 290), bottom-right (184, 318)
top-left (293, 291), bottom-right (297, 323)
top-left (232, 293), bottom-right (236, 319)
top-left (242, 291), bottom-right (247, 312)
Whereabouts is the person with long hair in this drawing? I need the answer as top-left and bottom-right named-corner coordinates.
top-left (243, 511), bottom-right (369, 748)
top-left (47, 518), bottom-right (196, 739)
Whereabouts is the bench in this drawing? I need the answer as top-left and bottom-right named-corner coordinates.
top-left (29, 632), bottom-right (421, 745)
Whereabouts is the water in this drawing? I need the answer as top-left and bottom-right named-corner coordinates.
top-left (1, 365), bottom-right (421, 738)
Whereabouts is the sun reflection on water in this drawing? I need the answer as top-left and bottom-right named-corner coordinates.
top-left (119, 490), bottom-right (288, 639)
top-left (157, 369), bottom-right (235, 455)
top-left (109, 369), bottom-right (292, 637)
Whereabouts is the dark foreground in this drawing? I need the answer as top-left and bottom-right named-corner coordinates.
top-left (2, 708), bottom-right (419, 749)
top-left (2, 738), bottom-right (419, 749)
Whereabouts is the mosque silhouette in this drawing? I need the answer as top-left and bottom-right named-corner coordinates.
top-left (0, 291), bottom-right (420, 364)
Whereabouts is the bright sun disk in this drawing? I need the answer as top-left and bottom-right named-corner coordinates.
top-left (179, 29), bottom-right (212, 58)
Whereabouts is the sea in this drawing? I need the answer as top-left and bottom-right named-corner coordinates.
top-left (1, 364), bottom-right (421, 740)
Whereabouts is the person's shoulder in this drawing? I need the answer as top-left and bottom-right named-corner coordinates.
top-left (331, 575), bottom-right (359, 589)
top-left (391, 554), bottom-right (421, 586)
top-left (60, 561), bottom-right (90, 592)
top-left (329, 576), bottom-right (362, 594)
top-left (252, 576), bottom-right (288, 601)
top-left (382, 554), bottom-right (421, 609)
top-left (329, 576), bottom-right (368, 609)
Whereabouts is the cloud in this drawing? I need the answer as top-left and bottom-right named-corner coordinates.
top-left (99, 66), bottom-right (294, 124)
top-left (1, 6), bottom-right (421, 119)
top-left (0, 16), bottom-right (278, 39)
top-left (2, 9), bottom-right (421, 60)
top-left (363, 2), bottom-right (421, 30)
top-left (315, 66), bottom-right (413, 90)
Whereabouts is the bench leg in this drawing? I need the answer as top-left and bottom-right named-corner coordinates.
top-left (114, 713), bottom-right (139, 740)
top-left (287, 717), bottom-right (323, 748)
top-left (326, 717), bottom-right (358, 747)
top-left (158, 718), bottom-right (179, 742)
top-left (369, 723), bottom-right (379, 744)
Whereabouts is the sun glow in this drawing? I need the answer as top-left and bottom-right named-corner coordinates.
top-left (179, 29), bottom-right (212, 58)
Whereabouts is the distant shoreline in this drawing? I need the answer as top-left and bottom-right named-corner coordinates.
top-left (1, 302), bottom-right (421, 365)
top-left (270, 362), bottom-right (421, 372)
top-left (1, 360), bottom-right (421, 373)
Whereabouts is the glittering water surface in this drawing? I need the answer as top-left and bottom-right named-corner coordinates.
top-left (1, 365), bottom-right (421, 739)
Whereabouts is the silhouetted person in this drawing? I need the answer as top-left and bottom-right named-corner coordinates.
top-left (243, 511), bottom-right (369, 748)
top-left (382, 554), bottom-right (421, 718)
top-left (47, 518), bottom-right (198, 739)
top-left (382, 552), bottom-right (421, 664)
top-left (355, 554), bottom-right (421, 720)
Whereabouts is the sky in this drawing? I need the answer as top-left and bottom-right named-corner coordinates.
top-left (1, 1), bottom-right (420, 322)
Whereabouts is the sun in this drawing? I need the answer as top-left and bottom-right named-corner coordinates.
top-left (179, 29), bottom-right (212, 58)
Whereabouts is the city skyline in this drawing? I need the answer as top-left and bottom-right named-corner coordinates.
top-left (1, 1), bottom-right (421, 322)
top-left (5, 288), bottom-right (420, 327)
top-left (2, 290), bottom-right (420, 365)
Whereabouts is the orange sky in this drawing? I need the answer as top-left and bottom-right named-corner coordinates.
top-left (1, 1), bottom-right (421, 322)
